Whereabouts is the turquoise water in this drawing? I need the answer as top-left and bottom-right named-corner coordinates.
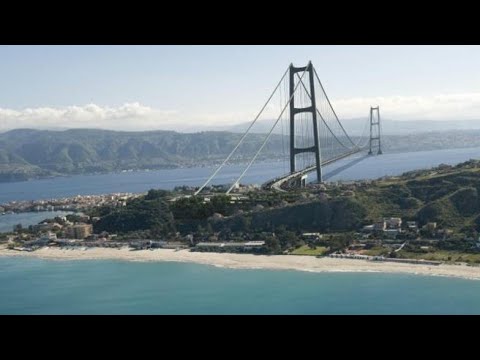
top-left (1, 256), bottom-right (480, 314)
top-left (2, 147), bottom-right (480, 314)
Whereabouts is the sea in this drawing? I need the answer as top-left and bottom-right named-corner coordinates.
top-left (1, 257), bottom-right (480, 314)
top-left (1, 146), bottom-right (480, 314)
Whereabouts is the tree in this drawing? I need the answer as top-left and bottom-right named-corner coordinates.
top-left (264, 236), bottom-right (281, 254)
top-left (93, 195), bottom-right (175, 236)
top-left (66, 214), bottom-right (84, 223)
top-left (329, 198), bottom-right (366, 231)
top-left (145, 189), bottom-right (169, 200)
top-left (206, 223), bottom-right (213, 235)
top-left (54, 216), bottom-right (66, 225)
top-left (196, 225), bottom-right (205, 236)
top-left (239, 216), bottom-right (251, 231)
top-left (210, 195), bottom-right (233, 216)
top-left (278, 231), bottom-right (299, 249)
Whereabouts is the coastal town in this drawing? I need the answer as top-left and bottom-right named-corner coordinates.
top-left (3, 160), bottom-right (480, 271)
top-left (0, 209), bottom-right (466, 267)
top-left (0, 192), bottom-right (141, 214)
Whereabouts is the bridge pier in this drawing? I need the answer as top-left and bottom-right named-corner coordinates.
top-left (369, 106), bottom-right (382, 155)
top-left (289, 62), bottom-right (322, 183)
top-left (198, 61), bottom-right (382, 195)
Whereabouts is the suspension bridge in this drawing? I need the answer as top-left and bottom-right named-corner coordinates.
top-left (195, 61), bottom-right (382, 195)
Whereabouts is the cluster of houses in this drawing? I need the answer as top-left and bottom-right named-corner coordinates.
top-left (362, 217), bottom-right (410, 238)
top-left (31, 215), bottom-right (94, 240)
top-left (7, 214), bottom-right (101, 251)
top-left (1, 193), bottom-right (139, 214)
top-left (361, 216), bottom-right (460, 243)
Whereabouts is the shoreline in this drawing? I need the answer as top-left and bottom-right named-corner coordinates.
top-left (1, 246), bottom-right (480, 280)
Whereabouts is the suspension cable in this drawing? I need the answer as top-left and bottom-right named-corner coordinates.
top-left (226, 68), bottom-right (308, 194)
top-left (294, 72), bottom-right (353, 150)
top-left (194, 66), bottom-right (290, 195)
top-left (313, 67), bottom-right (357, 147)
top-left (355, 115), bottom-right (371, 148)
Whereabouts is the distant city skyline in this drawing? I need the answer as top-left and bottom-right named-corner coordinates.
top-left (2, 45), bottom-right (480, 131)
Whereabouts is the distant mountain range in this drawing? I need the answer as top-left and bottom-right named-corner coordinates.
top-left (0, 129), bottom-right (286, 182)
top-left (2, 127), bottom-right (480, 182)
top-left (4, 119), bottom-right (480, 136)
top-left (201, 118), bottom-right (480, 136)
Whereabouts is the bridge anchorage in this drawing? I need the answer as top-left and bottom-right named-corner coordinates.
top-left (194, 61), bottom-right (382, 195)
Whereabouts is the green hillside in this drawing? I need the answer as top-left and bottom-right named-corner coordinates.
top-left (2, 128), bottom-right (480, 182)
top-left (0, 129), bottom-right (286, 182)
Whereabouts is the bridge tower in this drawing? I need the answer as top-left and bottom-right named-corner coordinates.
top-left (289, 61), bottom-right (322, 183)
top-left (368, 106), bottom-right (382, 155)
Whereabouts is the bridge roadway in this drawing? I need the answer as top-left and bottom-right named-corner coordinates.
top-left (263, 147), bottom-right (364, 192)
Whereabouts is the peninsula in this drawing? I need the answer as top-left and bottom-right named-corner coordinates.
top-left (3, 159), bottom-right (480, 280)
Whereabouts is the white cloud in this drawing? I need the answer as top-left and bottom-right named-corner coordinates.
top-left (0, 103), bottom-right (180, 132)
top-left (2, 92), bottom-right (480, 133)
top-left (331, 93), bottom-right (480, 121)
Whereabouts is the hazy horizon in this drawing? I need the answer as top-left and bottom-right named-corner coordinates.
top-left (4, 117), bottom-right (480, 136)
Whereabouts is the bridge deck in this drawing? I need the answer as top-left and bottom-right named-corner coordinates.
top-left (264, 147), bottom-right (364, 191)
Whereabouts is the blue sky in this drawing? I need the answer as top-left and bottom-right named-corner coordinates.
top-left (1, 45), bottom-right (480, 131)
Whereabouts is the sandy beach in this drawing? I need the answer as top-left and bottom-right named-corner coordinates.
top-left (1, 245), bottom-right (480, 280)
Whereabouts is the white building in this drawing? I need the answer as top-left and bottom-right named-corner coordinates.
top-left (385, 217), bottom-right (402, 229)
